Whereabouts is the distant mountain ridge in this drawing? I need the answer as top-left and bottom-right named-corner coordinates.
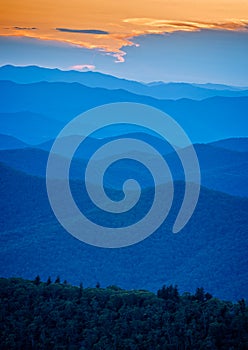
top-left (1, 80), bottom-right (247, 144)
top-left (210, 138), bottom-right (248, 153)
top-left (0, 162), bottom-right (247, 300)
top-left (0, 111), bottom-right (63, 144)
top-left (0, 65), bottom-right (247, 302)
top-left (0, 135), bottom-right (247, 197)
top-left (1, 65), bottom-right (248, 100)
top-left (0, 134), bottom-right (28, 149)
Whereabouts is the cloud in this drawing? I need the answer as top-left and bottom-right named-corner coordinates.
top-left (123, 18), bottom-right (248, 33)
top-left (69, 64), bottom-right (95, 71)
top-left (117, 29), bottom-right (248, 85)
top-left (2, 19), bottom-right (247, 65)
top-left (1, 31), bottom-right (247, 87)
top-left (13, 26), bottom-right (37, 30)
top-left (56, 28), bottom-right (109, 35)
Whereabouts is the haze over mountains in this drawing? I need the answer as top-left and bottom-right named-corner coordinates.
top-left (210, 137), bottom-right (248, 152)
top-left (0, 79), bottom-right (248, 144)
top-left (1, 163), bottom-right (248, 301)
top-left (1, 65), bottom-right (248, 100)
top-left (0, 135), bottom-right (247, 197)
top-left (0, 65), bottom-right (247, 301)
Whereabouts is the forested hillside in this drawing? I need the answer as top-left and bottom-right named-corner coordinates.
top-left (0, 277), bottom-right (247, 349)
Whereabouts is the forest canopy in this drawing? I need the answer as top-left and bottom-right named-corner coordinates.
top-left (0, 277), bottom-right (248, 349)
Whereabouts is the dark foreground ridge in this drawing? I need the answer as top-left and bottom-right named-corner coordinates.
top-left (1, 277), bottom-right (247, 349)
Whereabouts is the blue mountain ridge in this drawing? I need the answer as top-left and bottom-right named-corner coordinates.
top-left (0, 138), bottom-right (247, 197)
top-left (0, 68), bottom-right (247, 302)
top-left (0, 80), bottom-right (247, 144)
top-left (0, 134), bottom-right (28, 149)
top-left (1, 64), bottom-right (248, 100)
top-left (0, 163), bottom-right (247, 301)
top-left (210, 138), bottom-right (248, 152)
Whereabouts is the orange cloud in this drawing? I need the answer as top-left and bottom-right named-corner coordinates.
top-left (1, 18), bottom-right (247, 63)
top-left (123, 18), bottom-right (248, 33)
top-left (0, 0), bottom-right (247, 63)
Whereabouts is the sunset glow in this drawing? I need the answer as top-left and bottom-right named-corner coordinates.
top-left (1, 0), bottom-right (248, 62)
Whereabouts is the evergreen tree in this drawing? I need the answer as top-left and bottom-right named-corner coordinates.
top-left (46, 276), bottom-right (52, 285)
top-left (55, 276), bottom-right (60, 284)
top-left (34, 275), bottom-right (41, 285)
top-left (1, 277), bottom-right (248, 349)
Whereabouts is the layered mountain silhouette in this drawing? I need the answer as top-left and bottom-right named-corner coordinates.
top-left (0, 65), bottom-right (247, 301)
top-left (0, 163), bottom-right (247, 301)
top-left (0, 80), bottom-right (248, 144)
top-left (0, 111), bottom-right (63, 144)
top-left (210, 137), bottom-right (248, 152)
top-left (0, 134), bottom-right (28, 150)
top-left (0, 134), bottom-right (247, 197)
top-left (1, 65), bottom-right (248, 100)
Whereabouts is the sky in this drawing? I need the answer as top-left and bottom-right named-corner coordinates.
top-left (0, 0), bottom-right (248, 85)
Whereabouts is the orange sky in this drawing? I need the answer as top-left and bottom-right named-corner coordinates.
top-left (1, 0), bottom-right (248, 62)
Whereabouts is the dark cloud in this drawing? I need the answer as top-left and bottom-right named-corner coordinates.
top-left (14, 27), bottom-right (37, 30)
top-left (56, 28), bottom-right (109, 35)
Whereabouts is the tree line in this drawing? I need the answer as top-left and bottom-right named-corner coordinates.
top-left (0, 277), bottom-right (247, 349)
